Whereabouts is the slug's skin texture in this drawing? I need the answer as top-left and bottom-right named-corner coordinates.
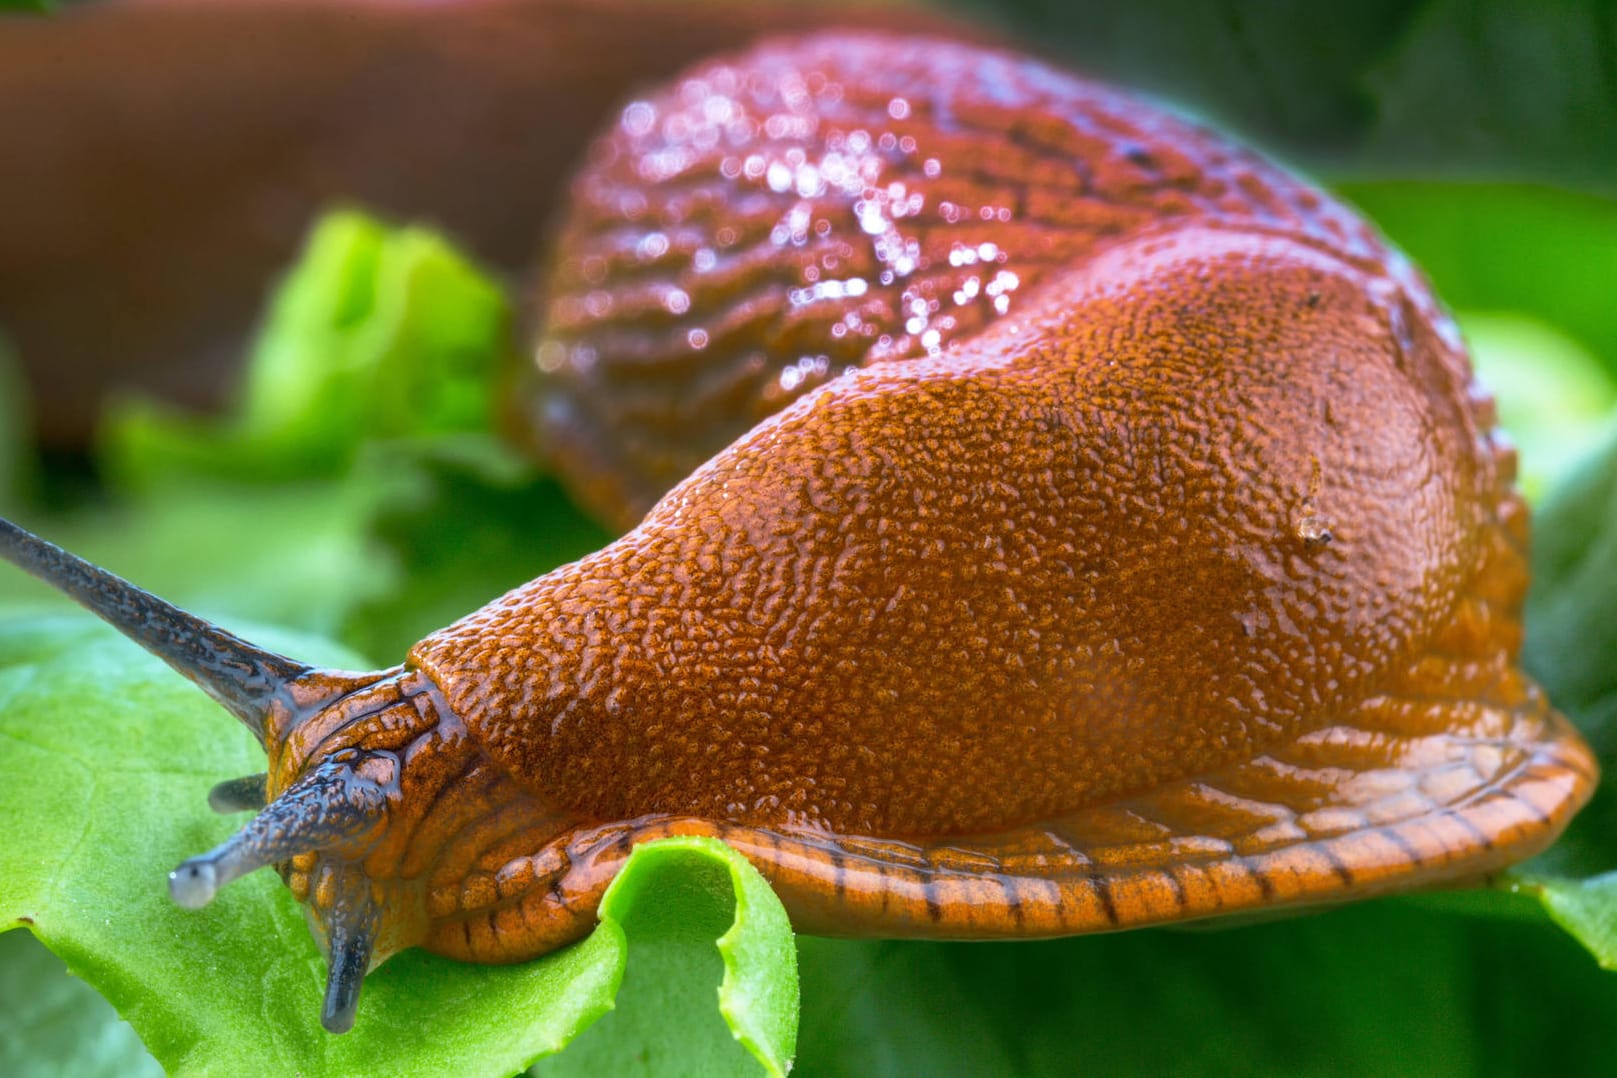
top-left (0, 31), bottom-right (1595, 1029)
top-left (521, 34), bottom-right (1441, 531)
top-left (410, 224), bottom-right (1592, 958)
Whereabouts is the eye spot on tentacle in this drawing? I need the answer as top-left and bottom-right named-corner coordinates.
top-left (169, 860), bottom-right (220, 910)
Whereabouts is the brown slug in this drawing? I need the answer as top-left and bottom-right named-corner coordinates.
top-left (0, 32), bottom-right (1597, 1035)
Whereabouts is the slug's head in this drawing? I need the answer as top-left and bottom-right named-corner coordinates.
top-left (0, 518), bottom-right (464, 1033)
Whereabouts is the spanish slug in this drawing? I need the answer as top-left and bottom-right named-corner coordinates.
top-left (0, 32), bottom-right (1596, 1034)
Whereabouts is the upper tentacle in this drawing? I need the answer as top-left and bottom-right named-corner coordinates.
top-left (0, 516), bottom-right (309, 742)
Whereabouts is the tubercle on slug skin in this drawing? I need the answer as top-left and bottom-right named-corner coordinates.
top-left (0, 31), bottom-right (1599, 1035)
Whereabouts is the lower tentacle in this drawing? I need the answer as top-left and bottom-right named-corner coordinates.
top-left (318, 878), bottom-right (381, 1034)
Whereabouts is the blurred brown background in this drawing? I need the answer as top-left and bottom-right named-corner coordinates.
top-left (2, 0), bottom-right (1614, 450)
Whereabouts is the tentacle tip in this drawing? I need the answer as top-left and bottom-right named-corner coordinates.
top-left (320, 999), bottom-right (358, 1035)
top-left (168, 859), bottom-right (218, 909)
top-left (321, 966), bottom-right (364, 1034)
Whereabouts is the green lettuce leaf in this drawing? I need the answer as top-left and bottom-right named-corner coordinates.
top-left (337, 435), bottom-right (610, 662)
top-left (103, 209), bottom-right (512, 488)
top-left (533, 837), bottom-right (798, 1078)
top-left (1460, 312), bottom-right (1615, 503)
top-left (1337, 182), bottom-right (1617, 379)
top-left (0, 931), bottom-right (159, 1078)
top-left (0, 613), bottom-right (798, 1076)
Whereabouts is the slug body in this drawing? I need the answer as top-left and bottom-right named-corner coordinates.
top-left (0, 33), bottom-right (1595, 1033)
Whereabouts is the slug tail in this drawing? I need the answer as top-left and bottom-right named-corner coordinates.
top-left (0, 515), bottom-right (308, 743)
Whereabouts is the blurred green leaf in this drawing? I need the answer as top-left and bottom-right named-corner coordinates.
top-left (794, 900), bottom-right (1617, 1077)
top-left (103, 210), bottom-right (511, 488)
top-left (0, 612), bottom-right (797, 1076)
top-left (0, 480), bottom-right (400, 640)
top-left (1515, 873), bottom-right (1617, 971)
top-left (0, 210), bottom-right (545, 647)
top-left (950, 0), bottom-right (1420, 153)
top-left (953, 1), bottom-right (1617, 192)
top-left (0, 931), bottom-right (160, 1078)
top-left (1364, 0), bottom-right (1617, 194)
top-left (339, 436), bottom-right (610, 660)
top-left (0, 433), bottom-right (609, 663)
top-left (1460, 312), bottom-right (1617, 502)
top-left (1338, 182), bottom-right (1617, 378)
